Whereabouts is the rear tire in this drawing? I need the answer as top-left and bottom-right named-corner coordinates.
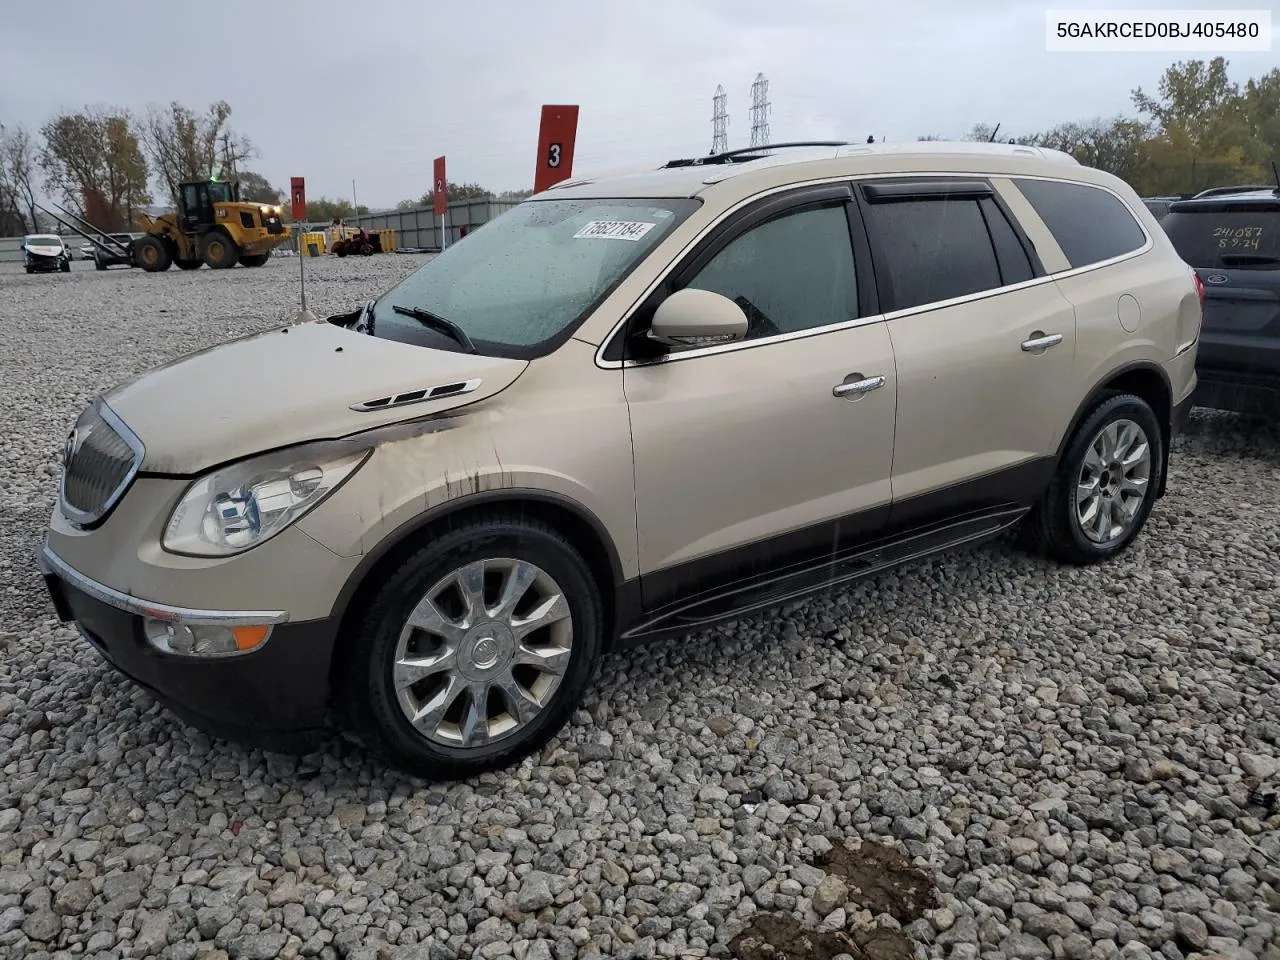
top-left (1020, 393), bottom-right (1163, 565)
top-left (238, 253), bottom-right (270, 267)
top-left (335, 246), bottom-right (348, 258)
top-left (199, 231), bottom-right (238, 269)
top-left (133, 236), bottom-right (172, 272)
top-left (338, 515), bottom-right (603, 780)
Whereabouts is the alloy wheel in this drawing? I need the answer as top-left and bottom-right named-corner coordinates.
top-left (1075, 418), bottom-right (1151, 544)
top-left (392, 558), bottom-right (573, 749)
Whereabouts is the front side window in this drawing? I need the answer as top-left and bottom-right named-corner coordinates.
top-left (1013, 178), bottom-right (1147, 269)
top-left (863, 197), bottom-right (1002, 312)
top-left (682, 203), bottom-right (859, 340)
top-left (371, 197), bottom-right (699, 358)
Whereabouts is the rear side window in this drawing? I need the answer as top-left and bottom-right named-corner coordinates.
top-left (1161, 208), bottom-right (1280, 271)
top-left (862, 197), bottom-right (1002, 311)
top-left (1013, 178), bottom-right (1147, 269)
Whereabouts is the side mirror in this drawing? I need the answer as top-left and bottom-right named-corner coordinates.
top-left (648, 288), bottom-right (749, 348)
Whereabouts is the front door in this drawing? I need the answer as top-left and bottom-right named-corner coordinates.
top-left (181, 183), bottom-right (212, 230)
top-left (622, 190), bottom-right (898, 612)
top-left (856, 178), bottom-right (1078, 527)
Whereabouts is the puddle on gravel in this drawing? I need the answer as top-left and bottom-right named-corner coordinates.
top-left (815, 837), bottom-right (939, 924)
top-left (730, 839), bottom-right (939, 960)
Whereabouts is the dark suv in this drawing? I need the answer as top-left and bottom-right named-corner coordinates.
top-left (1161, 188), bottom-right (1280, 416)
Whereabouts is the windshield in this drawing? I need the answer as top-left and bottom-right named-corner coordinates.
top-left (26, 236), bottom-right (61, 247)
top-left (208, 181), bottom-right (236, 204)
top-left (369, 197), bottom-right (699, 357)
top-left (1163, 207), bottom-right (1280, 270)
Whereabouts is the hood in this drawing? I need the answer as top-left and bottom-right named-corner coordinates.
top-left (26, 243), bottom-right (64, 257)
top-left (102, 321), bottom-right (528, 474)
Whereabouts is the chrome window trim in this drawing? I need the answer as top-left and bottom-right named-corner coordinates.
top-left (39, 543), bottom-right (291, 626)
top-left (593, 170), bottom-right (1153, 370)
top-left (59, 398), bottom-right (146, 529)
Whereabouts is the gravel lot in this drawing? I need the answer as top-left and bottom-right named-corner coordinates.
top-left (1, 255), bottom-right (1279, 960)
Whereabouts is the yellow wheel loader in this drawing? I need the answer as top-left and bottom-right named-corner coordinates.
top-left (133, 178), bottom-right (290, 272)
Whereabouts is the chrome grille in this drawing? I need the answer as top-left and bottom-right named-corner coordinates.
top-left (60, 401), bottom-right (143, 526)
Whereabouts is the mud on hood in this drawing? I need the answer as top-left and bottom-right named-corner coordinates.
top-left (103, 321), bottom-right (528, 474)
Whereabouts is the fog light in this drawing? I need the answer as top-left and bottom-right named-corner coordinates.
top-left (143, 618), bottom-right (272, 657)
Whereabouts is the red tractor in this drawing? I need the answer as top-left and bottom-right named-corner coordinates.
top-left (331, 228), bottom-right (381, 257)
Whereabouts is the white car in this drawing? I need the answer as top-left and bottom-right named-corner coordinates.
top-left (22, 235), bottom-right (71, 274)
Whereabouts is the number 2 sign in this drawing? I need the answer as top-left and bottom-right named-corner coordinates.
top-left (534, 105), bottom-right (578, 193)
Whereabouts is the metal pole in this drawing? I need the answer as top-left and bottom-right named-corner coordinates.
top-left (298, 222), bottom-right (307, 313)
top-left (440, 213), bottom-right (447, 251)
top-left (352, 179), bottom-right (358, 215)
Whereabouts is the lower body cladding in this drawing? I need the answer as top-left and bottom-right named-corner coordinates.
top-left (39, 545), bottom-right (338, 753)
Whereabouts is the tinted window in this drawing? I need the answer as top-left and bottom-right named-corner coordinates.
top-left (1014, 178), bottom-right (1147, 269)
top-left (863, 198), bottom-right (1002, 311)
top-left (683, 203), bottom-right (858, 340)
top-left (979, 196), bottom-right (1034, 285)
top-left (1161, 208), bottom-right (1280, 271)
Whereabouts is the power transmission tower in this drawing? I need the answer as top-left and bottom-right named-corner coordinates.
top-left (748, 73), bottom-right (771, 147)
top-left (711, 85), bottom-right (729, 155)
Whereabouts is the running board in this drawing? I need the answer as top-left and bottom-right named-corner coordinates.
top-left (621, 505), bottom-right (1027, 642)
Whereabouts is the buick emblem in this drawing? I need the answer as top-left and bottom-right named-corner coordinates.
top-left (1205, 274), bottom-right (1229, 284)
top-left (64, 428), bottom-right (78, 468)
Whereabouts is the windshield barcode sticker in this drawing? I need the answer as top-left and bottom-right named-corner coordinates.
top-left (573, 220), bottom-right (657, 241)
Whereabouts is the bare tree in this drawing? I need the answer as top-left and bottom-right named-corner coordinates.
top-left (40, 107), bottom-right (150, 231)
top-left (142, 101), bottom-right (254, 205)
top-left (0, 123), bottom-right (40, 234)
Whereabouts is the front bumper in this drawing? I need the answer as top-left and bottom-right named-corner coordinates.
top-left (39, 543), bottom-right (337, 753)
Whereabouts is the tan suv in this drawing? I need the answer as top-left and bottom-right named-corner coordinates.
top-left (39, 141), bottom-right (1202, 777)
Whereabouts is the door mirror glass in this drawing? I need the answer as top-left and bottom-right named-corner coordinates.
top-left (648, 288), bottom-right (749, 348)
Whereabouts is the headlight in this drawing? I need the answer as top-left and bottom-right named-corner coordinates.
top-left (162, 442), bottom-right (371, 557)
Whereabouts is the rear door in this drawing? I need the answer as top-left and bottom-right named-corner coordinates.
top-left (857, 177), bottom-right (1078, 528)
top-left (1161, 198), bottom-right (1280, 384)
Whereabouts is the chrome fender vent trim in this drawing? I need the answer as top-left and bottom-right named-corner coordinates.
top-left (350, 378), bottom-right (482, 413)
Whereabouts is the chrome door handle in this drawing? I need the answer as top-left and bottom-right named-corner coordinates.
top-left (1021, 332), bottom-right (1064, 352)
top-left (833, 375), bottom-right (886, 398)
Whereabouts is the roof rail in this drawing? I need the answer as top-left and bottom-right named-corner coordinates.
top-left (663, 141), bottom-right (850, 168)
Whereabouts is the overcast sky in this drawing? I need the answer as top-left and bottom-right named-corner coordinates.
top-left (2, 0), bottom-right (1277, 209)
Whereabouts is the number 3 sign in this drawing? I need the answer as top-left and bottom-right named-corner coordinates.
top-left (534, 105), bottom-right (578, 192)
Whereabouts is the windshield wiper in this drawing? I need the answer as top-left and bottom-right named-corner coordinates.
top-left (392, 305), bottom-right (478, 353)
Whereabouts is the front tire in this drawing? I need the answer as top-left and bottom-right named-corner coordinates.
top-left (339, 516), bottom-right (603, 779)
top-left (1022, 393), bottom-right (1163, 565)
top-left (238, 253), bottom-right (269, 267)
top-left (199, 231), bottom-right (238, 269)
top-left (133, 236), bottom-right (172, 272)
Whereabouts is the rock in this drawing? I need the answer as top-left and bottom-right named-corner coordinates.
top-left (1240, 753), bottom-right (1280, 780)
top-left (22, 907), bottom-right (61, 942)
top-left (228, 932), bottom-right (289, 960)
top-left (53, 879), bottom-right (94, 915)
top-left (811, 875), bottom-right (849, 915)
top-left (136, 909), bottom-right (172, 954)
top-left (1174, 913), bottom-right (1208, 951)
top-left (978, 879), bottom-right (1016, 911)
top-left (1106, 674), bottom-right (1148, 705)
top-left (1041, 834), bottom-right (1070, 859)
top-left (516, 871), bottom-right (558, 912)
top-left (706, 716), bottom-right (736, 737)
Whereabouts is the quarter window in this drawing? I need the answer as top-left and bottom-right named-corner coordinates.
top-left (682, 203), bottom-right (859, 340)
top-left (863, 197), bottom-right (1003, 312)
top-left (1013, 178), bottom-right (1147, 269)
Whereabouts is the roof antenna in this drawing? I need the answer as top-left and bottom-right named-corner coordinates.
top-left (988, 123), bottom-right (1001, 142)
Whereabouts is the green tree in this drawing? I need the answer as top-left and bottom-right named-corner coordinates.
top-left (419, 181), bottom-right (493, 208)
top-left (237, 171), bottom-right (282, 204)
top-left (142, 101), bottom-right (254, 206)
top-left (39, 107), bottom-right (150, 231)
top-left (305, 197), bottom-right (368, 223)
